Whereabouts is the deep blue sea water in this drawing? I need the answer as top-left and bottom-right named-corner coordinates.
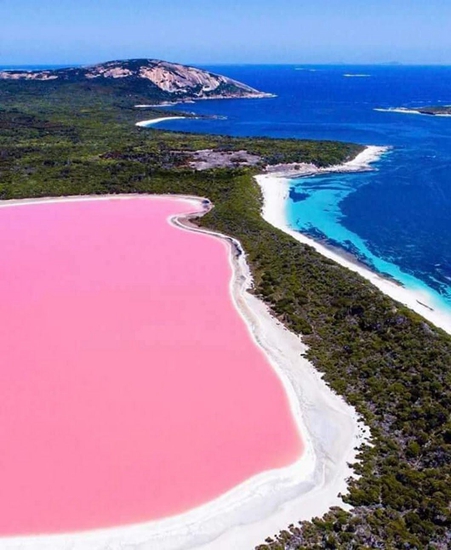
top-left (151, 65), bottom-right (451, 312)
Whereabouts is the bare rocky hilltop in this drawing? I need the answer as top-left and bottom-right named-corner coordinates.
top-left (0, 59), bottom-right (274, 102)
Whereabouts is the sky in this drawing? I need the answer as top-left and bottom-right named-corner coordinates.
top-left (1, 0), bottom-right (451, 66)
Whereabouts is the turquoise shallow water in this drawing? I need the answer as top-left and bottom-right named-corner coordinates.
top-left (128, 64), bottom-right (451, 313)
top-left (286, 164), bottom-right (451, 313)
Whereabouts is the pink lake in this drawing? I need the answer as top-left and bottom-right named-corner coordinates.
top-left (0, 197), bottom-right (302, 536)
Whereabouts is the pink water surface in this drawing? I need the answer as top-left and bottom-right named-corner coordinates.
top-left (0, 197), bottom-right (302, 536)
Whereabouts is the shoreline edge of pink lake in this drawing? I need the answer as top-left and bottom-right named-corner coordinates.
top-left (0, 194), bottom-right (369, 550)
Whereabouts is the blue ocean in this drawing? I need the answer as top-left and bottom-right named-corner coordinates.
top-left (154, 65), bottom-right (451, 313)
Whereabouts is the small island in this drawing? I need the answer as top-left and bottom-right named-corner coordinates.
top-left (377, 105), bottom-right (451, 116)
top-left (409, 105), bottom-right (451, 116)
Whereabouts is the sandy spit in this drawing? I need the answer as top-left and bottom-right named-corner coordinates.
top-left (0, 194), bottom-right (368, 550)
top-left (256, 146), bottom-right (451, 335)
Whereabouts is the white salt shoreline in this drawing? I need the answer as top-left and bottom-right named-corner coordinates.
top-left (0, 194), bottom-right (368, 550)
top-left (256, 146), bottom-right (451, 336)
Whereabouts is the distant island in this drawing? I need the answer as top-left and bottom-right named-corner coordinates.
top-left (376, 105), bottom-right (451, 117)
top-left (0, 58), bottom-right (274, 103)
top-left (407, 106), bottom-right (451, 116)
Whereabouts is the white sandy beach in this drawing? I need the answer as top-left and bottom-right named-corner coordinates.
top-left (135, 116), bottom-right (185, 127)
top-left (0, 194), bottom-right (368, 550)
top-left (256, 146), bottom-right (451, 336)
top-left (374, 108), bottom-right (423, 115)
top-left (135, 104), bottom-right (179, 108)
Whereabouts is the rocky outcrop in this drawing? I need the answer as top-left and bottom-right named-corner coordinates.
top-left (0, 59), bottom-right (274, 101)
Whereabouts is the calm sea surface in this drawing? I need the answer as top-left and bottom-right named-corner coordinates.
top-left (159, 65), bottom-right (451, 311)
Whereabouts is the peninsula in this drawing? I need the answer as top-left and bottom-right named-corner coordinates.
top-left (0, 58), bottom-right (273, 103)
top-left (0, 63), bottom-right (450, 550)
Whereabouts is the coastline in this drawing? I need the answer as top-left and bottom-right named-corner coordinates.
top-left (133, 91), bottom-right (277, 113)
top-left (0, 194), bottom-right (368, 550)
top-left (256, 146), bottom-right (451, 336)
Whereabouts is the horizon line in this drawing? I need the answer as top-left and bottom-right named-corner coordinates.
top-left (2, 61), bottom-right (451, 68)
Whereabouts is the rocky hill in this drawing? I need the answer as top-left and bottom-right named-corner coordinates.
top-left (0, 59), bottom-right (273, 102)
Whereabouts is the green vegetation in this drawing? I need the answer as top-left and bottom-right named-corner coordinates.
top-left (410, 106), bottom-right (451, 116)
top-left (1, 81), bottom-right (450, 549)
